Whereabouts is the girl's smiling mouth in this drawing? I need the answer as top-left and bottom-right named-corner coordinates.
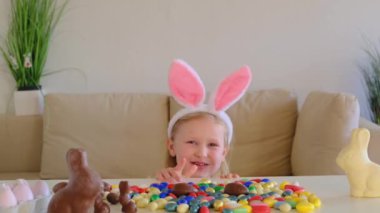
top-left (191, 161), bottom-right (209, 167)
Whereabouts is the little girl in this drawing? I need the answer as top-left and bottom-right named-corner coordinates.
top-left (156, 59), bottom-right (252, 183)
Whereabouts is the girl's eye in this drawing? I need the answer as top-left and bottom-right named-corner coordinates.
top-left (186, 140), bottom-right (196, 144)
top-left (209, 143), bottom-right (219, 147)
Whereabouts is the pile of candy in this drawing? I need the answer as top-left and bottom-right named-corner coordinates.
top-left (105, 178), bottom-right (322, 213)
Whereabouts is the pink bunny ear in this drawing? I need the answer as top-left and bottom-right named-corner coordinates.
top-left (168, 59), bottom-right (205, 108)
top-left (210, 66), bottom-right (252, 111)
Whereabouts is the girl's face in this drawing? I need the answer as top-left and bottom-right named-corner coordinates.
top-left (167, 115), bottom-right (228, 178)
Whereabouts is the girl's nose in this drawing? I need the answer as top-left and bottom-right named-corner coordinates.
top-left (195, 145), bottom-right (208, 157)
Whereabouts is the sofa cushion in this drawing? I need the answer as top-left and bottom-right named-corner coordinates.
top-left (40, 93), bottom-right (169, 179)
top-left (0, 115), bottom-right (43, 174)
top-left (170, 89), bottom-right (298, 176)
top-left (291, 91), bottom-right (360, 175)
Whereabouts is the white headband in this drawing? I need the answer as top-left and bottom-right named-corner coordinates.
top-left (167, 59), bottom-right (252, 144)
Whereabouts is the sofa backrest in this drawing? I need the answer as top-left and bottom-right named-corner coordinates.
top-left (40, 93), bottom-right (169, 179)
top-left (1, 89), bottom-right (365, 179)
top-left (39, 90), bottom-right (298, 179)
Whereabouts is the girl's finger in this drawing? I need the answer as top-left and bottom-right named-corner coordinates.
top-left (183, 164), bottom-right (198, 178)
top-left (174, 158), bottom-right (187, 173)
top-left (156, 172), bottom-right (163, 181)
top-left (168, 168), bottom-right (182, 182)
top-left (160, 169), bottom-right (173, 182)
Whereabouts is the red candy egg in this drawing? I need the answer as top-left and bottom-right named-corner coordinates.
top-left (284, 185), bottom-right (304, 193)
top-left (199, 206), bottom-right (210, 213)
top-left (249, 195), bottom-right (263, 201)
top-left (251, 203), bottom-right (270, 213)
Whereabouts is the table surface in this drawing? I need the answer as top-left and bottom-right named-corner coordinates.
top-left (2, 175), bottom-right (380, 213)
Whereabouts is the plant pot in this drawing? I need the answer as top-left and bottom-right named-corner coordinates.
top-left (14, 89), bottom-right (44, 115)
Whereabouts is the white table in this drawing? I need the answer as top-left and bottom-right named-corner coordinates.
top-left (2, 175), bottom-right (380, 212)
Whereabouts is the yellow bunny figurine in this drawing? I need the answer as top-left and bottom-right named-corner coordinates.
top-left (336, 128), bottom-right (380, 197)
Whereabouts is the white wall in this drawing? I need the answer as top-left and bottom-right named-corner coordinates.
top-left (1, 0), bottom-right (380, 118)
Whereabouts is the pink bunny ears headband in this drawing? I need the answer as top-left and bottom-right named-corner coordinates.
top-left (167, 59), bottom-right (252, 144)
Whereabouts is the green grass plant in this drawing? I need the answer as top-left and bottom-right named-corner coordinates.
top-left (0, 0), bottom-right (67, 90)
top-left (361, 40), bottom-right (380, 124)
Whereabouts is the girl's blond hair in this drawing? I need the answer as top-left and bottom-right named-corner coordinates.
top-left (166, 111), bottom-right (232, 177)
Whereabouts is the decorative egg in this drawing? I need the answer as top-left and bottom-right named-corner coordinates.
top-left (31, 180), bottom-right (50, 198)
top-left (11, 179), bottom-right (34, 202)
top-left (0, 184), bottom-right (17, 208)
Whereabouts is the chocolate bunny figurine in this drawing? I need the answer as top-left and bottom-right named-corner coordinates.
top-left (119, 181), bottom-right (137, 213)
top-left (94, 194), bottom-right (110, 213)
top-left (48, 148), bottom-right (104, 212)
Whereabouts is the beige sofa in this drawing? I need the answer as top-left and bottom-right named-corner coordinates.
top-left (1, 89), bottom-right (379, 180)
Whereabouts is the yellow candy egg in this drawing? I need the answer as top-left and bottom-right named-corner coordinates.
top-left (262, 183), bottom-right (271, 189)
top-left (213, 199), bottom-right (224, 211)
top-left (148, 202), bottom-right (158, 211)
top-left (280, 181), bottom-right (290, 190)
top-left (256, 184), bottom-right (264, 190)
top-left (256, 188), bottom-right (264, 195)
top-left (222, 197), bottom-right (230, 203)
top-left (165, 196), bottom-right (173, 201)
top-left (309, 197), bottom-right (322, 208)
top-left (222, 193), bottom-right (230, 198)
top-left (296, 201), bottom-right (315, 213)
top-left (262, 198), bottom-right (276, 207)
top-left (299, 191), bottom-right (311, 197)
top-left (132, 194), bottom-right (143, 202)
top-left (274, 188), bottom-right (283, 195)
top-left (206, 187), bottom-right (215, 193)
top-left (156, 198), bottom-right (167, 209)
top-left (111, 184), bottom-right (118, 191)
top-left (293, 197), bottom-right (307, 203)
top-left (238, 199), bottom-right (248, 206)
top-left (307, 194), bottom-right (318, 202)
top-left (279, 203), bottom-right (292, 212)
top-left (200, 178), bottom-right (212, 184)
top-left (177, 203), bottom-right (189, 213)
top-left (149, 187), bottom-right (161, 194)
top-left (241, 205), bottom-right (252, 213)
top-left (136, 198), bottom-right (150, 208)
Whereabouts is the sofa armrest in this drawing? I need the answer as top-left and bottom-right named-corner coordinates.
top-left (359, 117), bottom-right (380, 164)
top-left (0, 115), bottom-right (43, 174)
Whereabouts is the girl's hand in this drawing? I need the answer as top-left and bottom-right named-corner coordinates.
top-left (220, 173), bottom-right (240, 179)
top-left (156, 158), bottom-right (198, 183)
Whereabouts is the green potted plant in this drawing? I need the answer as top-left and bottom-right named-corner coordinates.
top-left (361, 41), bottom-right (380, 124)
top-left (0, 0), bottom-right (67, 115)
